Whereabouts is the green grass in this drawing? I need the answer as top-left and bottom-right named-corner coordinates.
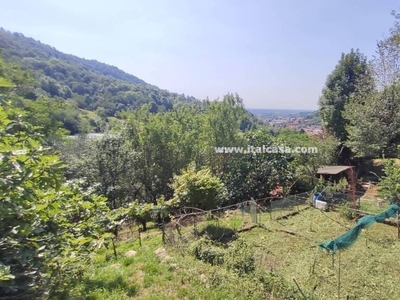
top-left (68, 229), bottom-right (264, 299)
top-left (66, 208), bottom-right (400, 299)
top-left (359, 199), bottom-right (390, 214)
top-left (246, 208), bottom-right (400, 299)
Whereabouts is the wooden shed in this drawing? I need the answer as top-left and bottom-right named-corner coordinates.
top-left (316, 165), bottom-right (354, 182)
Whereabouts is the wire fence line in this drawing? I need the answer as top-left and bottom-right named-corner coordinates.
top-left (160, 191), bottom-right (319, 247)
top-left (116, 188), bottom-right (387, 252)
top-left (116, 190), bottom-right (394, 247)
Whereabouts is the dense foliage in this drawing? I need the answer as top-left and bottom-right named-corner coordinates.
top-left (0, 64), bottom-right (116, 298)
top-left (319, 49), bottom-right (373, 142)
top-left (170, 164), bottom-right (227, 210)
top-left (379, 159), bottom-right (400, 204)
top-left (319, 11), bottom-right (400, 158)
top-left (59, 93), bottom-right (334, 211)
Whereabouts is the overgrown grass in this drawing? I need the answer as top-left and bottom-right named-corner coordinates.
top-left (246, 208), bottom-right (400, 299)
top-left (65, 207), bottom-right (400, 299)
top-left (359, 199), bottom-right (390, 214)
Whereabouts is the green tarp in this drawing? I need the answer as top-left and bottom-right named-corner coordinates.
top-left (319, 204), bottom-right (399, 253)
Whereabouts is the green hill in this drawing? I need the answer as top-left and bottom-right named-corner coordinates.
top-left (0, 28), bottom-right (199, 118)
top-left (0, 28), bottom-right (263, 135)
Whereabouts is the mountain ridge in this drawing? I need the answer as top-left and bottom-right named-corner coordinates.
top-left (0, 28), bottom-right (199, 119)
top-left (0, 28), bottom-right (148, 86)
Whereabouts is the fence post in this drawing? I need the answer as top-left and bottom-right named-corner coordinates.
top-left (338, 251), bottom-right (341, 300)
top-left (397, 211), bottom-right (400, 240)
top-left (270, 200), bottom-right (273, 220)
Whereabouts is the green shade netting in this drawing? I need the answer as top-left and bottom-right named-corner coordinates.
top-left (319, 204), bottom-right (399, 253)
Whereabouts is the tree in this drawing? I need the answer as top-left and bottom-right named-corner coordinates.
top-left (123, 104), bottom-right (199, 203)
top-left (275, 129), bottom-right (337, 191)
top-left (0, 101), bottom-right (111, 297)
top-left (379, 159), bottom-right (400, 203)
top-left (170, 164), bottom-right (227, 210)
top-left (344, 87), bottom-right (400, 157)
top-left (0, 57), bottom-right (116, 298)
top-left (200, 93), bottom-right (248, 171)
top-left (217, 129), bottom-right (296, 203)
top-left (59, 134), bottom-right (137, 209)
top-left (319, 49), bottom-right (373, 142)
top-left (127, 200), bottom-right (154, 231)
top-left (373, 10), bottom-right (400, 89)
top-left (344, 11), bottom-right (400, 157)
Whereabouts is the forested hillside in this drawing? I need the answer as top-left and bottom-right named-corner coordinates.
top-left (0, 28), bottom-right (199, 132)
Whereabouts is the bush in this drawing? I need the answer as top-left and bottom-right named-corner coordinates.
top-left (170, 163), bottom-right (228, 210)
top-left (225, 239), bottom-right (255, 276)
top-left (339, 202), bottom-right (357, 220)
top-left (0, 102), bottom-right (111, 298)
top-left (190, 238), bottom-right (225, 266)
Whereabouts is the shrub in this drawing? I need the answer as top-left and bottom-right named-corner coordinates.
top-left (339, 202), bottom-right (357, 220)
top-left (170, 163), bottom-right (228, 210)
top-left (225, 239), bottom-right (255, 276)
top-left (190, 238), bottom-right (225, 266)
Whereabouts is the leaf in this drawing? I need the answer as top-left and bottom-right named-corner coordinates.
top-left (0, 77), bottom-right (14, 88)
top-left (35, 204), bottom-right (48, 211)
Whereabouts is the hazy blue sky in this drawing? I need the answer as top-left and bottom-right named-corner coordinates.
top-left (0, 0), bottom-right (398, 109)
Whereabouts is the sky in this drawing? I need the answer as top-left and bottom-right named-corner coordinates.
top-left (0, 0), bottom-right (398, 109)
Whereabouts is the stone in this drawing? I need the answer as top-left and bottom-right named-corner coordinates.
top-left (125, 250), bottom-right (137, 257)
top-left (154, 247), bottom-right (172, 262)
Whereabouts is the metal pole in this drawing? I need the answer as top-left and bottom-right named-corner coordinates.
top-left (338, 251), bottom-right (341, 299)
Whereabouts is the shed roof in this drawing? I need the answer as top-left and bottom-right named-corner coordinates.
top-left (316, 165), bottom-right (353, 175)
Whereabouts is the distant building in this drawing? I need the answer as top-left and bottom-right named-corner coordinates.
top-left (304, 126), bottom-right (323, 136)
top-left (286, 123), bottom-right (298, 129)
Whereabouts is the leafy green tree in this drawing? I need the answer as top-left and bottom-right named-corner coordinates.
top-left (0, 62), bottom-right (121, 297)
top-left (200, 93), bottom-right (248, 170)
top-left (59, 134), bottom-right (137, 209)
top-left (170, 164), bottom-right (227, 210)
top-left (276, 129), bottom-right (337, 190)
top-left (123, 104), bottom-right (205, 203)
top-left (17, 98), bottom-right (69, 142)
top-left (127, 200), bottom-right (154, 231)
top-left (344, 87), bottom-right (400, 157)
top-left (217, 129), bottom-right (295, 202)
top-left (374, 10), bottom-right (400, 89)
top-left (0, 101), bottom-right (110, 297)
top-left (93, 135), bottom-right (136, 208)
top-left (319, 49), bottom-right (373, 142)
top-left (379, 159), bottom-right (400, 203)
top-left (344, 12), bottom-right (400, 157)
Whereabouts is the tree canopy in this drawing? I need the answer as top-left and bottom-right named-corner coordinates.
top-left (319, 49), bottom-right (373, 142)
